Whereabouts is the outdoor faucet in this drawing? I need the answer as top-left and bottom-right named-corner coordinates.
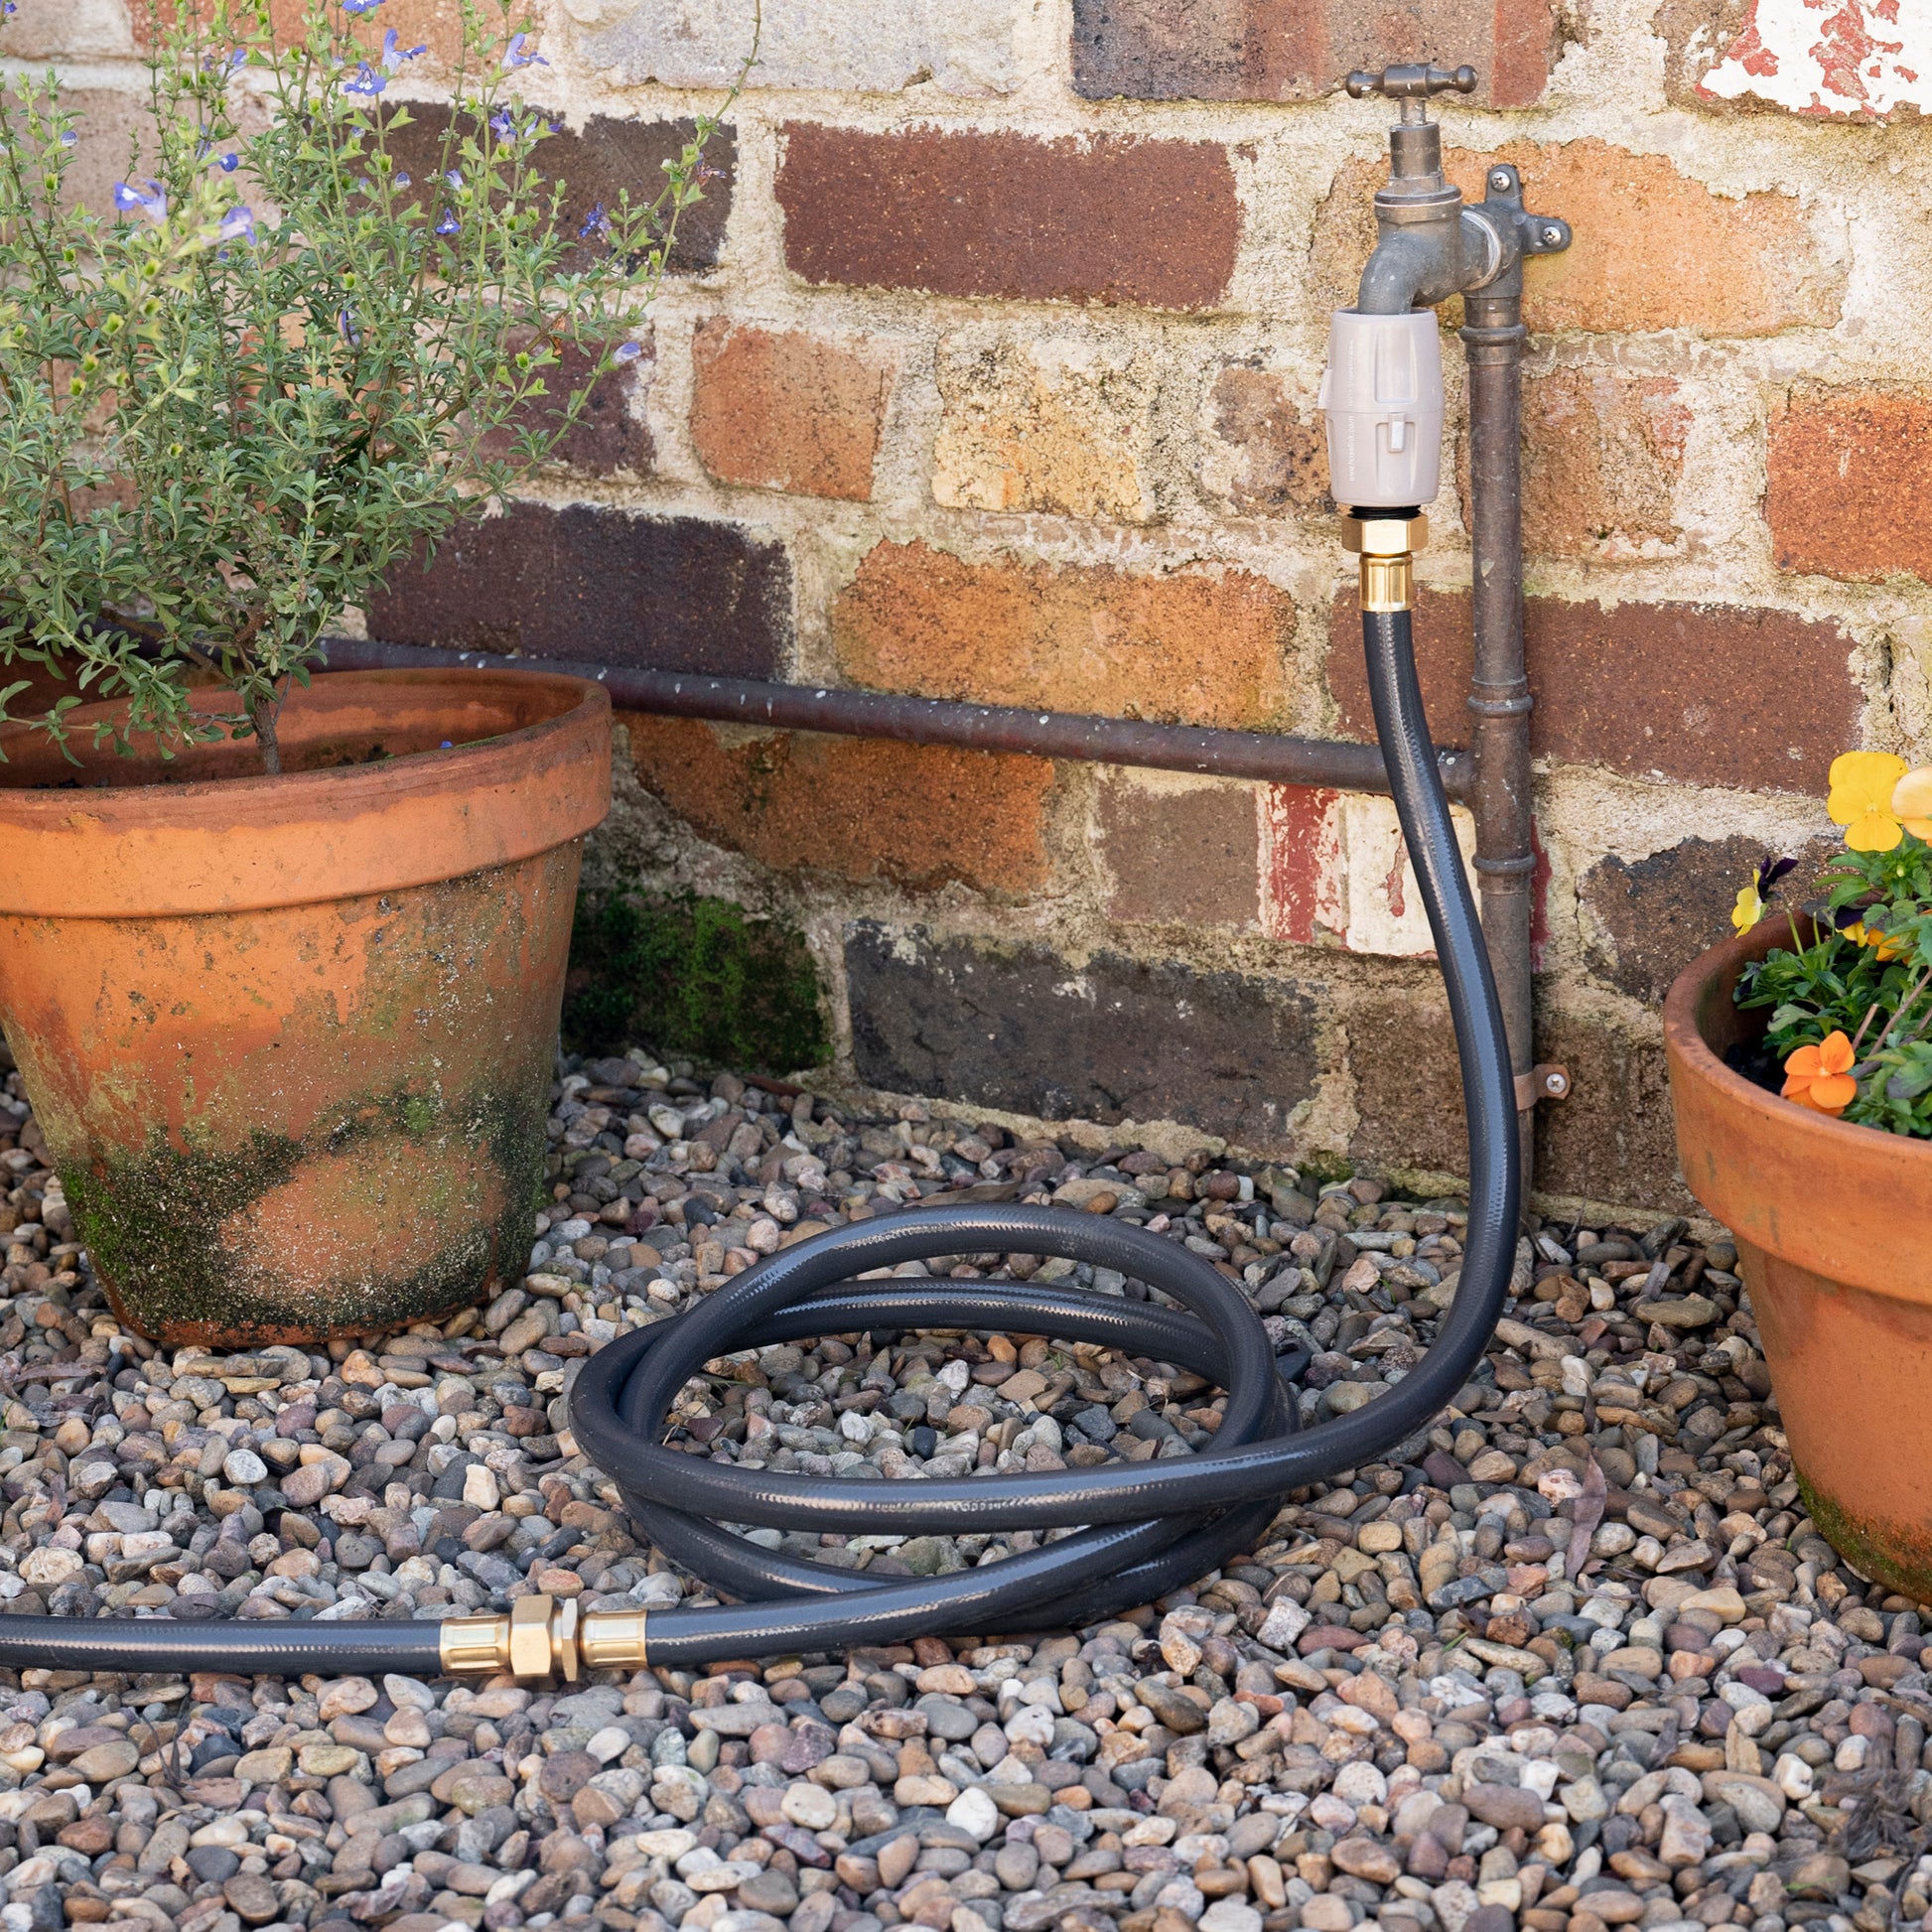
top-left (1347, 63), bottom-right (1570, 317)
top-left (1321, 60), bottom-right (1576, 1180)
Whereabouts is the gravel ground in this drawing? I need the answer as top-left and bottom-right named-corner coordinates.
top-left (0, 1043), bottom-right (1922, 1932)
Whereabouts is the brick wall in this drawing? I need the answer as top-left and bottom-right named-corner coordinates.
top-left (38, 0), bottom-right (1932, 1212)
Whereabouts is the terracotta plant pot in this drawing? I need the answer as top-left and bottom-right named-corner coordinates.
top-left (1666, 920), bottom-right (1932, 1597)
top-left (0, 668), bottom-right (611, 1347)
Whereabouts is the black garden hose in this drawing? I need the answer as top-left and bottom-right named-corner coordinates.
top-left (0, 606), bottom-right (1519, 1676)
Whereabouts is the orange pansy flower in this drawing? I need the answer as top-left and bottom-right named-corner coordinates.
top-left (1782, 1031), bottom-right (1859, 1116)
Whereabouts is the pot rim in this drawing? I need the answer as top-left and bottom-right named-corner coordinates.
top-left (0, 667), bottom-right (613, 917)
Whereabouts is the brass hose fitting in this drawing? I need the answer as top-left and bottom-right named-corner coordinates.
top-left (437, 1594), bottom-right (648, 1684)
top-left (1341, 512), bottom-right (1428, 614)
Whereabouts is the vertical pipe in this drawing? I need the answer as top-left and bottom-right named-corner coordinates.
top-left (1461, 291), bottom-right (1537, 1189)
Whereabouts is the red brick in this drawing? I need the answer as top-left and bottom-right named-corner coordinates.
top-left (367, 501), bottom-right (790, 677)
top-left (689, 322), bottom-right (894, 502)
top-left (481, 334), bottom-right (651, 479)
top-left (1510, 368), bottom-right (1690, 560)
top-left (776, 124), bottom-right (1238, 311)
top-left (1327, 591), bottom-right (1856, 793)
top-left (140, 0), bottom-right (468, 64)
top-left (622, 717), bottom-right (1055, 895)
top-left (1766, 389), bottom-right (1932, 582)
top-left (1071, 0), bottom-right (1556, 108)
top-left (834, 541), bottom-right (1295, 730)
top-left (1095, 777), bottom-right (1260, 926)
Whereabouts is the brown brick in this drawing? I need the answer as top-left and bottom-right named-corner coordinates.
top-left (1327, 591), bottom-right (1856, 792)
top-left (1071, 0), bottom-right (1556, 108)
top-left (622, 717), bottom-right (1054, 894)
top-left (1511, 368), bottom-right (1690, 560)
top-left (1766, 389), bottom-right (1932, 583)
top-left (140, 0), bottom-right (468, 64)
top-left (382, 109), bottom-right (735, 277)
top-left (844, 923), bottom-right (1317, 1145)
top-left (835, 541), bottom-right (1295, 730)
top-left (1534, 1010), bottom-right (1692, 1212)
top-left (366, 501), bottom-right (790, 677)
top-left (1096, 775), bottom-right (1260, 926)
top-left (481, 335), bottom-right (652, 480)
top-left (1315, 141), bottom-right (1838, 336)
top-left (1199, 368), bottom-right (1330, 518)
top-left (689, 322), bottom-right (894, 503)
top-left (1348, 988), bottom-right (1470, 1179)
top-left (775, 123), bottom-right (1239, 311)
top-left (1581, 834), bottom-right (1838, 1006)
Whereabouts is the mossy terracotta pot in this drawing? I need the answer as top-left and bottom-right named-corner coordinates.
top-left (0, 668), bottom-right (610, 1347)
top-left (1666, 918), bottom-right (1932, 1598)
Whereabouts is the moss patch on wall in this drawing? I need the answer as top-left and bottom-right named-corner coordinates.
top-left (565, 888), bottom-right (828, 1074)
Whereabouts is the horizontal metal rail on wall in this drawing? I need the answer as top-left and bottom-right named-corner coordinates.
top-left (321, 637), bottom-right (1474, 801)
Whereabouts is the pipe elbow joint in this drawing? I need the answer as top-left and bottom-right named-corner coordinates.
top-left (1355, 231), bottom-right (1438, 314)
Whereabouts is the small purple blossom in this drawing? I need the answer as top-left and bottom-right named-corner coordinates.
top-left (218, 206), bottom-right (256, 244)
top-left (112, 179), bottom-right (167, 223)
top-left (503, 32), bottom-right (546, 69)
top-left (339, 307), bottom-right (361, 345)
top-left (393, 171), bottom-right (411, 189)
top-left (488, 105), bottom-right (517, 140)
top-left (1, 7), bottom-right (17, 20)
top-left (380, 27), bottom-right (425, 68)
top-left (577, 201), bottom-right (608, 239)
top-left (434, 209), bottom-right (460, 235)
top-left (613, 342), bottom-right (642, 363)
top-left (59, 129), bottom-right (75, 147)
top-left (342, 0), bottom-right (386, 11)
top-left (343, 60), bottom-right (386, 95)
top-left (445, 168), bottom-right (464, 190)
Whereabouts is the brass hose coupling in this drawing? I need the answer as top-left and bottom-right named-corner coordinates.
top-left (1341, 512), bottom-right (1428, 614)
top-left (438, 1594), bottom-right (650, 1684)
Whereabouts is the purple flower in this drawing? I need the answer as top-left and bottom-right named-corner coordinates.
top-left (339, 307), bottom-right (361, 345)
top-left (1, 6), bottom-right (16, 19)
top-left (342, 0), bottom-right (385, 11)
top-left (380, 27), bottom-right (425, 68)
top-left (112, 179), bottom-right (167, 222)
top-left (218, 206), bottom-right (256, 244)
top-left (488, 105), bottom-right (517, 140)
top-left (445, 168), bottom-right (464, 189)
top-left (343, 60), bottom-right (386, 95)
top-left (503, 32), bottom-right (546, 68)
top-left (393, 170), bottom-right (411, 189)
top-left (434, 209), bottom-right (460, 235)
top-left (613, 342), bottom-right (642, 363)
top-left (59, 129), bottom-right (75, 147)
top-left (577, 201), bottom-right (608, 239)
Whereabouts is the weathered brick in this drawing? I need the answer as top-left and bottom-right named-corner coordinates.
top-left (1766, 389), bottom-right (1932, 583)
top-left (3, 0), bottom-right (129, 57)
top-left (383, 109), bottom-right (735, 276)
top-left (776, 124), bottom-right (1239, 311)
top-left (932, 335), bottom-right (1159, 522)
top-left (1327, 591), bottom-right (1856, 793)
top-left (366, 501), bottom-right (790, 678)
top-left (1071, 0), bottom-right (1556, 107)
top-left (834, 541), bottom-right (1295, 730)
top-left (689, 322), bottom-right (894, 503)
top-left (1511, 367), bottom-right (1690, 560)
top-left (845, 924), bottom-right (1317, 1145)
top-left (1661, 0), bottom-right (1932, 119)
top-left (622, 717), bottom-right (1054, 894)
top-left (1315, 142), bottom-right (1838, 337)
top-left (1197, 367), bottom-right (1330, 518)
top-left (1581, 834), bottom-right (1837, 1006)
top-left (1095, 775), bottom-right (1260, 926)
top-left (567, 0), bottom-right (1018, 94)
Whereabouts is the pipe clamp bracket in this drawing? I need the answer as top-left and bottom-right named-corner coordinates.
top-left (1514, 1063), bottom-right (1571, 1109)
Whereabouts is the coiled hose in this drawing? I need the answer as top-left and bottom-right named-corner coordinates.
top-left (0, 608), bottom-right (1518, 1675)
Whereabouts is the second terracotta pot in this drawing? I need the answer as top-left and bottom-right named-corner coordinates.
top-left (1667, 920), bottom-right (1932, 1598)
top-left (0, 668), bottom-right (611, 1347)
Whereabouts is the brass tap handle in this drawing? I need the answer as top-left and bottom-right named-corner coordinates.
top-left (1346, 63), bottom-right (1477, 101)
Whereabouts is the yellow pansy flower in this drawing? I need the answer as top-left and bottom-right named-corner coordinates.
top-left (1829, 751), bottom-right (1911, 851)
top-left (1892, 764), bottom-right (1932, 840)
